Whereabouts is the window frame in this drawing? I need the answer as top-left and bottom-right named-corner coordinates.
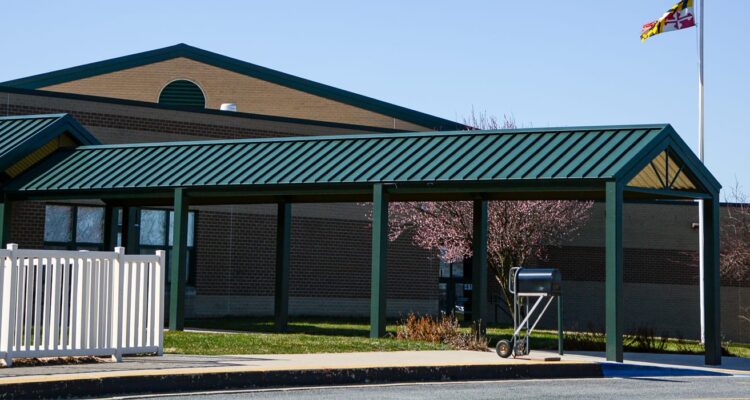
top-left (43, 204), bottom-right (198, 286)
top-left (135, 208), bottom-right (198, 287)
top-left (43, 204), bottom-right (105, 250)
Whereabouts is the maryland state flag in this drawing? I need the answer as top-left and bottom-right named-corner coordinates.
top-left (641, 0), bottom-right (696, 41)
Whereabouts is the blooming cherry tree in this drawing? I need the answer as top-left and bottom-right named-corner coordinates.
top-left (388, 200), bottom-right (592, 313)
top-left (384, 112), bottom-right (593, 313)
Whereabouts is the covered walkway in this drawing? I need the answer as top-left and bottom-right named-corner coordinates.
top-left (0, 114), bottom-right (723, 364)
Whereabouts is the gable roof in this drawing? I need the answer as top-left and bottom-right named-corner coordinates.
top-left (0, 114), bottom-right (99, 174)
top-left (1, 44), bottom-right (465, 131)
top-left (5, 123), bottom-right (720, 198)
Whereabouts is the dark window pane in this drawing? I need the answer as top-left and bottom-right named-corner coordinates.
top-left (76, 206), bottom-right (104, 243)
top-left (44, 205), bottom-right (72, 242)
top-left (140, 209), bottom-right (166, 246)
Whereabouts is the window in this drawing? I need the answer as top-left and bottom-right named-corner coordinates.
top-left (140, 209), bottom-right (167, 246)
top-left (158, 80), bottom-right (205, 108)
top-left (44, 205), bottom-right (104, 250)
top-left (137, 208), bottom-right (197, 286)
top-left (43, 205), bottom-right (198, 286)
top-left (76, 206), bottom-right (105, 243)
top-left (44, 205), bottom-right (73, 243)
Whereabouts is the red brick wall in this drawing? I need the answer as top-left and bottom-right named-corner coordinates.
top-left (195, 210), bottom-right (439, 300)
top-left (3, 103), bottom-right (297, 140)
top-left (9, 201), bottom-right (45, 248)
top-left (537, 246), bottom-right (699, 285)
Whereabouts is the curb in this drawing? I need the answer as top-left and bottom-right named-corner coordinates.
top-left (0, 363), bottom-right (603, 399)
top-left (600, 362), bottom-right (731, 378)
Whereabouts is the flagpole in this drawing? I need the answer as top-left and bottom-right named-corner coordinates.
top-left (697, 0), bottom-right (706, 344)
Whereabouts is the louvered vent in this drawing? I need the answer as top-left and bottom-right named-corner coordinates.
top-left (158, 80), bottom-right (205, 108)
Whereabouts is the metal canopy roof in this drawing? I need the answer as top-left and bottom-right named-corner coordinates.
top-left (4, 121), bottom-right (720, 204)
top-left (0, 114), bottom-right (99, 182)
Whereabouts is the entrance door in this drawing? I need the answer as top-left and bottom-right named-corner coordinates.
top-left (438, 259), bottom-right (472, 320)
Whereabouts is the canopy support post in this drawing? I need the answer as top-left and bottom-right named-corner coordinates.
top-left (472, 198), bottom-right (488, 334)
top-left (274, 202), bottom-right (291, 332)
top-left (103, 205), bottom-right (117, 251)
top-left (120, 207), bottom-right (140, 254)
top-left (605, 181), bottom-right (624, 362)
top-left (169, 188), bottom-right (189, 331)
top-left (370, 183), bottom-right (388, 338)
top-left (0, 197), bottom-right (12, 247)
top-left (702, 194), bottom-right (721, 365)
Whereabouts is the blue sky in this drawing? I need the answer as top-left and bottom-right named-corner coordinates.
top-left (1, 1), bottom-right (747, 192)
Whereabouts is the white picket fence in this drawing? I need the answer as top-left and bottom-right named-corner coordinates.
top-left (0, 244), bottom-right (165, 367)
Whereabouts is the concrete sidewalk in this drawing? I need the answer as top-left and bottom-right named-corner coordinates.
top-left (0, 350), bottom-right (598, 398)
top-left (0, 350), bottom-right (747, 399)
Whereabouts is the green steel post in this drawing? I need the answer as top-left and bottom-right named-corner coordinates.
top-left (274, 202), bottom-right (291, 332)
top-left (128, 207), bottom-right (140, 253)
top-left (103, 205), bottom-right (117, 251)
top-left (605, 181), bottom-right (623, 362)
top-left (558, 295), bottom-right (564, 355)
top-left (370, 183), bottom-right (389, 338)
top-left (0, 199), bottom-right (11, 247)
top-left (702, 195), bottom-right (722, 365)
top-left (120, 207), bottom-right (130, 249)
top-left (121, 207), bottom-right (140, 254)
top-left (169, 189), bottom-right (189, 331)
top-left (472, 198), bottom-right (488, 334)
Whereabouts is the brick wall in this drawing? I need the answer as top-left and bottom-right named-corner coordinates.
top-left (536, 246), bottom-right (701, 286)
top-left (195, 210), bottom-right (439, 300)
top-left (40, 57), bottom-right (426, 131)
top-left (0, 90), bottom-right (399, 142)
top-left (10, 201), bottom-right (45, 248)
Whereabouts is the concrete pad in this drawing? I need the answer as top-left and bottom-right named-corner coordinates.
top-left (0, 350), bottom-right (587, 382)
top-left (0, 351), bottom-right (601, 398)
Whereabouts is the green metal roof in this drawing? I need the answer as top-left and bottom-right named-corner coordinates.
top-left (6, 123), bottom-right (720, 198)
top-left (0, 114), bottom-right (99, 172)
top-left (1, 44), bottom-right (464, 131)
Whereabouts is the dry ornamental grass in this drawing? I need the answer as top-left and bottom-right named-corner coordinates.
top-left (394, 313), bottom-right (489, 351)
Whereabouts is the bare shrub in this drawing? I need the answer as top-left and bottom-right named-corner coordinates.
top-left (394, 313), bottom-right (489, 351)
top-left (625, 326), bottom-right (669, 352)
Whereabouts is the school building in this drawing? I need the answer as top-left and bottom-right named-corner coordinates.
top-left (0, 44), bottom-right (746, 343)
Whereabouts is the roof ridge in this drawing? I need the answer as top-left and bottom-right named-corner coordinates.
top-left (75, 124), bottom-right (670, 151)
top-left (0, 113), bottom-right (68, 121)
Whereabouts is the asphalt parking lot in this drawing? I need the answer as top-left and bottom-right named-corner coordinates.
top-left (150, 376), bottom-right (750, 400)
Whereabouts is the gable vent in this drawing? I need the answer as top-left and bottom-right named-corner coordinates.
top-left (158, 80), bottom-right (206, 108)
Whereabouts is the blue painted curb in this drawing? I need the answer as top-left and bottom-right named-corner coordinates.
top-left (600, 362), bottom-right (729, 378)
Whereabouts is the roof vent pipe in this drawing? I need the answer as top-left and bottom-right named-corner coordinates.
top-left (220, 103), bottom-right (237, 112)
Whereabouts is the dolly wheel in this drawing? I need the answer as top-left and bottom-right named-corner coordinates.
top-left (496, 339), bottom-right (512, 358)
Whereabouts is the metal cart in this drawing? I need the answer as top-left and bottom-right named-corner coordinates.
top-left (496, 267), bottom-right (564, 358)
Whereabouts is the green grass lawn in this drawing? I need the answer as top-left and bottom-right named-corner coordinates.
top-left (164, 317), bottom-right (448, 355)
top-left (163, 316), bottom-right (750, 357)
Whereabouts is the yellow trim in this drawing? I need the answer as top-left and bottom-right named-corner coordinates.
top-left (627, 150), bottom-right (697, 191)
top-left (4, 134), bottom-right (77, 178)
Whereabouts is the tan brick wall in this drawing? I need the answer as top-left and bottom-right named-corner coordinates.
top-left (187, 296), bottom-right (438, 318)
top-left (40, 58), bottom-right (427, 131)
top-left (565, 202), bottom-right (700, 251)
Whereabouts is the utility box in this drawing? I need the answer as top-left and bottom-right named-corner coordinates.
top-left (515, 268), bottom-right (562, 296)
